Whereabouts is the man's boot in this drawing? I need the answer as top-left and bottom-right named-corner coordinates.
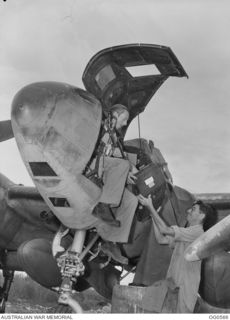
top-left (101, 242), bottom-right (128, 265)
top-left (92, 202), bottom-right (120, 227)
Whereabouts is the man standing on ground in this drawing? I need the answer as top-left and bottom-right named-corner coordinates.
top-left (138, 195), bottom-right (217, 313)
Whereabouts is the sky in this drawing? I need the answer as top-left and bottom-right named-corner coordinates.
top-left (0, 0), bottom-right (230, 193)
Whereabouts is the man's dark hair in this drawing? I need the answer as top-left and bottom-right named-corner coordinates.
top-left (194, 200), bottom-right (218, 231)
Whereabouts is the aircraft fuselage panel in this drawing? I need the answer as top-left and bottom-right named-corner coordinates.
top-left (11, 82), bottom-right (102, 229)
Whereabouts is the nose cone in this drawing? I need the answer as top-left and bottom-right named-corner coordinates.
top-left (11, 82), bottom-right (69, 140)
top-left (11, 83), bottom-right (51, 129)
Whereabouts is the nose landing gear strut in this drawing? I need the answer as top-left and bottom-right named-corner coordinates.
top-left (52, 228), bottom-right (99, 313)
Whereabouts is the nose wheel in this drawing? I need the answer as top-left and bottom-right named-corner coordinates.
top-left (52, 228), bottom-right (99, 313)
top-left (56, 249), bottom-right (85, 313)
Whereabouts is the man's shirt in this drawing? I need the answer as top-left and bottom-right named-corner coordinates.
top-left (167, 224), bottom-right (204, 312)
top-left (100, 119), bottom-right (124, 158)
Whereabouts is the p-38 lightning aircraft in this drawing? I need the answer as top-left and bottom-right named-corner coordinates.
top-left (0, 44), bottom-right (230, 313)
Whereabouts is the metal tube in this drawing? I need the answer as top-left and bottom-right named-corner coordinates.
top-left (70, 230), bottom-right (86, 253)
top-left (79, 233), bottom-right (99, 260)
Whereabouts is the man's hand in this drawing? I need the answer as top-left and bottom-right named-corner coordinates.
top-left (138, 194), bottom-right (160, 212)
top-left (137, 194), bottom-right (153, 209)
top-left (127, 172), bottom-right (137, 185)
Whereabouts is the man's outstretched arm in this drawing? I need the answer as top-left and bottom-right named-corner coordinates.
top-left (138, 194), bottom-right (175, 237)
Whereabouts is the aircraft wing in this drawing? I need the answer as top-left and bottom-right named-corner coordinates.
top-left (0, 173), bottom-right (59, 251)
top-left (82, 44), bottom-right (188, 130)
top-left (194, 193), bottom-right (230, 210)
top-left (6, 184), bottom-right (59, 232)
top-left (185, 193), bottom-right (230, 261)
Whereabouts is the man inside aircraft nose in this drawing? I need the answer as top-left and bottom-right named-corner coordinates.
top-left (92, 104), bottom-right (138, 264)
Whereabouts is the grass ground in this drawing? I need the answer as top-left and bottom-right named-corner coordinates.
top-left (1, 272), bottom-right (110, 313)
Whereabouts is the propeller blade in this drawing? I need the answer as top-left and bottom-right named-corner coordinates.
top-left (0, 120), bottom-right (14, 142)
top-left (185, 215), bottom-right (230, 261)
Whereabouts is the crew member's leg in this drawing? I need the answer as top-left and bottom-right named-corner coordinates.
top-left (96, 188), bottom-right (138, 243)
top-left (95, 189), bottom-right (138, 264)
top-left (100, 157), bottom-right (130, 206)
top-left (92, 157), bottom-right (130, 226)
top-left (122, 218), bottom-right (151, 259)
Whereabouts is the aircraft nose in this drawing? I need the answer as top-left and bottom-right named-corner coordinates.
top-left (11, 83), bottom-right (51, 130)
